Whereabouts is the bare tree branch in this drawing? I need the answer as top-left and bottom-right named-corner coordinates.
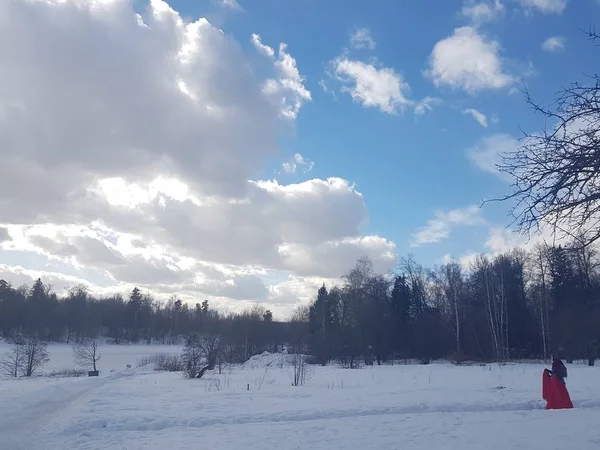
top-left (487, 33), bottom-right (600, 250)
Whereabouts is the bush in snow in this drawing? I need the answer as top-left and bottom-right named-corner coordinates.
top-left (47, 368), bottom-right (87, 378)
top-left (292, 354), bottom-right (308, 386)
top-left (199, 334), bottom-right (222, 371)
top-left (182, 334), bottom-right (209, 379)
top-left (137, 353), bottom-right (183, 372)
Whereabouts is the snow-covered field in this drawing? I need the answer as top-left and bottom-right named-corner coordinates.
top-left (1, 343), bottom-right (599, 450)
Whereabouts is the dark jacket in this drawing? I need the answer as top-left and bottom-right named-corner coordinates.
top-left (552, 359), bottom-right (567, 381)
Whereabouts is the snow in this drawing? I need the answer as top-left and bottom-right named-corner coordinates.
top-left (242, 349), bottom-right (297, 369)
top-left (1, 343), bottom-right (599, 449)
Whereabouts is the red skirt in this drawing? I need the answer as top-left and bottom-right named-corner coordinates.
top-left (543, 369), bottom-right (573, 409)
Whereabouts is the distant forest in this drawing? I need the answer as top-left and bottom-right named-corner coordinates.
top-left (1, 239), bottom-right (599, 366)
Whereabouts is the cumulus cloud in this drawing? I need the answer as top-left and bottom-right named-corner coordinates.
top-left (251, 33), bottom-right (275, 57)
top-left (0, 0), bottom-right (395, 316)
top-left (425, 26), bottom-right (515, 93)
top-left (332, 58), bottom-right (412, 114)
top-left (542, 36), bottom-right (566, 52)
top-left (411, 205), bottom-right (486, 246)
top-left (0, 0), bottom-right (280, 205)
top-left (463, 108), bottom-right (488, 127)
top-left (350, 28), bottom-right (376, 50)
top-left (4, 176), bottom-right (394, 277)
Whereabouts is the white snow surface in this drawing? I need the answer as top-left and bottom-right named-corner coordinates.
top-left (1, 343), bottom-right (600, 449)
top-left (242, 349), bottom-right (297, 369)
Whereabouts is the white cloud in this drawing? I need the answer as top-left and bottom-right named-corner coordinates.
top-left (0, 264), bottom-right (96, 296)
top-left (519, 0), bottom-right (568, 14)
top-left (463, 108), bottom-right (488, 127)
top-left (333, 58), bottom-right (412, 114)
top-left (414, 96), bottom-right (443, 115)
top-left (319, 79), bottom-right (337, 100)
top-left (411, 205), bottom-right (485, 246)
top-left (262, 42), bottom-right (312, 120)
top-left (282, 153), bottom-right (314, 174)
top-left (425, 26), bottom-right (515, 93)
top-left (251, 33), bottom-right (275, 58)
top-left (219, 0), bottom-right (243, 11)
top-left (350, 28), bottom-right (376, 50)
top-left (484, 227), bottom-right (528, 254)
top-left (0, 0), bottom-right (393, 316)
top-left (542, 36), bottom-right (566, 52)
top-left (461, 0), bottom-right (505, 24)
top-left (278, 236), bottom-right (396, 277)
top-left (467, 133), bottom-right (519, 181)
top-left (443, 251), bottom-right (480, 270)
top-left (0, 0), bottom-right (281, 203)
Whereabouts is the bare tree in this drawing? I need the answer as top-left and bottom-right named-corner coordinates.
top-left (528, 243), bottom-right (552, 360)
top-left (0, 336), bottom-right (25, 377)
top-left (72, 337), bottom-right (101, 372)
top-left (472, 255), bottom-right (508, 361)
top-left (20, 336), bottom-right (50, 377)
top-left (435, 261), bottom-right (465, 354)
top-left (491, 31), bottom-right (600, 249)
top-left (198, 335), bottom-right (221, 370)
top-left (182, 334), bottom-right (209, 379)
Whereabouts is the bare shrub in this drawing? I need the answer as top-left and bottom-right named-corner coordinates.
top-left (156, 354), bottom-right (183, 372)
top-left (449, 350), bottom-right (470, 366)
top-left (73, 337), bottom-right (101, 372)
top-left (47, 368), bottom-right (87, 378)
top-left (255, 366), bottom-right (271, 390)
top-left (207, 377), bottom-right (222, 392)
top-left (137, 353), bottom-right (183, 372)
top-left (292, 354), bottom-right (308, 386)
top-left (339, 354), bottom-right (363, 369)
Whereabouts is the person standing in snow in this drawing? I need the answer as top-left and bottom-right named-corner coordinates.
top-left (542, 353), bottom-right (573, 409)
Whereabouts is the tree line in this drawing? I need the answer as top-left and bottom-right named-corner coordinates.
top-left (1, 239), bottom-right (599, 366)
top-left (307, 242), bottom-right (600, 367)
top-left (0, 278), bottom-right (306, 363)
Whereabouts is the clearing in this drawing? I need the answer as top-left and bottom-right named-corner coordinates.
top-left (0, 343), bottom-right (599, 449)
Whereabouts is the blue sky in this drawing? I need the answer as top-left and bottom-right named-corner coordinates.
top-left (211, 0), bottom-right (598, 265)
top-left (0, 0), bottom-right (597, 316)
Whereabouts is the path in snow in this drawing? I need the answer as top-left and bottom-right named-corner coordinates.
top-left (0, 378), bottom-right (104, 449)
top-left (1, 347), bottom-right (600, 450)
top-left (0, 368), bottom-right (143, 450)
